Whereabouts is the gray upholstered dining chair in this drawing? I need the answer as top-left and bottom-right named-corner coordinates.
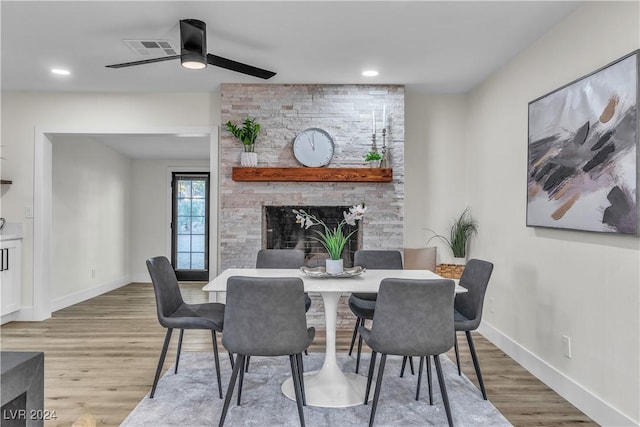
top-left (243, 249), bottom-right (311, 373)
top-left (360, 278), bottom-right (456, 427)
top-left (219, 276), bottom-right (315, 427)
top-left (146, 256), bottom-right (232, 399)
top-left (348, 249), bottom-right (403, 373)
top-left (452, 258), bottom-right (494, 400)
top-left (256, 249), bottom-right (312, 312)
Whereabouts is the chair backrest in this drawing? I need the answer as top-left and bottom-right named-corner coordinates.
top-left (222, 276), bottom-right (309, 356)
top-left (455, 259), bottom-right (494, 329)
top-left (146, 256), bottom-right (185, 327)
top-left (403, 247), bottom-right (437, 271)
top-left (256, 249), bottom-right (305, 269)
top-left (354, 250), bottom-right (403, 269)
top-left (368, 278), bottom-right (455, 356)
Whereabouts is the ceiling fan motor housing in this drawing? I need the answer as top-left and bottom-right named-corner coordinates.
top-left (180, 19), bottom-right (207, 69)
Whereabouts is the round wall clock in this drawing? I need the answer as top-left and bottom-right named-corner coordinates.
top-left (293, 128), bottom-right (335, 167)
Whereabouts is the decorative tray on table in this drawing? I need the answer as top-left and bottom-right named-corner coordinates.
top-left (299, 266), bottom-right (366, 278)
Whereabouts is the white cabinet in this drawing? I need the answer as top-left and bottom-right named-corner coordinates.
top-left (1, 238), bottom-right (22, 316)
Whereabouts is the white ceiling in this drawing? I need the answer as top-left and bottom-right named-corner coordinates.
top-left (2, 1), bottom-right (582, 160)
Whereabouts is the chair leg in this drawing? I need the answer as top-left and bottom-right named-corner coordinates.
top-left (219, 354), bottom-right (244, 427)
top-left (150, 328), bottom-right (173, 398)
top-left (175, 329), bottom-right (185, 374)
top-left (433, 355), bottom-right (453, 427)
top-left (426, 355), bottom-right (433, 406)
top-left (364, 351), bottom-right (377, 405)
top-left (355, 333), bottom-right (363, 373)
top-left (454, 332), bottom-right (461, 376)
top-left (211, 330), bottom-right (223, 399)
top-left (368, 353), bottom-right (387, 427)
top-left (400, 356), bottom-right (407, 378)
top-left (296, 353), bottom-right (306, 406)
top-left (237, 353), bottom-right (245, 406)
top-left (466, 330), bottom-right (487, 400)
top-left (348, 317), bottom-right (361, 356)
top-left (245, 356), bottom-right (250, 373)
top-left (229, 353), bottom-right (235, 370)
top-left (416, 356), bottom-right (424, 401)
top-left (409, 356), bottom-right (415, 375)
top-left (289, 355), bottom-right (306, 427)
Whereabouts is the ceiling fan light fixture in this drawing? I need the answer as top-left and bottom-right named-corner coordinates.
top-left (181, 54), bottom-right (207, 70)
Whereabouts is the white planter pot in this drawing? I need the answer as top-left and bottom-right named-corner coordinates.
top-left (325, 259), bottom-right (344, 275)
top-left (452, 257), bottom-right (467, 265)
top-left (368, 160), bottom-right (381, 168)
top-left (240, 152), bottom-right (258, 167)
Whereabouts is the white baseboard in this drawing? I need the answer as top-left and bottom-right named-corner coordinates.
top-left (1, 306), bottom-right (35, 324)
top-left (478, 321), bottom-right (638, 427)
top-left (51, 277), bottom-right (130, 312)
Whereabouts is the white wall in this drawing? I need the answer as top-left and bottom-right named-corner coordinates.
top-left (0, 92), bottom-right (217, 311)
top-left (129, 159), bottom-right (209, 282)
top-left (465, 2), bottom-right (639, 425)
top-left (52, 134), bottom-right (132, 303)
top-left (404, 92), bottom-right (468, 263)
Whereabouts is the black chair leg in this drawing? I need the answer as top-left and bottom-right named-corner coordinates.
top-left (400, 356), bottom-right (407, 378)
top-left (175, 329), bottom-right (184, 374)
top-left (348, 317), bottom-right (361, 356)
top-left (211, 330), bottom-right (223, 399)
top-left (150, 328), bottom-right (173, 398)
top-left (409, 356), bottom-right (415, 375)
top-left (364, 351), bottom-right (377, 405)
top-left (296, 353), bottom-right (306, 406)
top-left (368, 353), bottom-right (387, 427)
top-left (355, 334), bottom-right (363, 373)
top-left (237, 354), bottom-right (245, 406)
top-left (289, 355), bottom-right (306, 427)
top-left (466, 331), bottom-right (487, 400)
top-left (426, 355), bottom-right (433, 406)
top-left (245, 356), bottom-right (250, 373)
top-left (219, 354), bottom-right (244, 427)
top-left (433, 355), bottom-right (453, 427)
top-left (416, 356), bottom-right (424, 401)
top-left (229, 353), bottom-right (235, 370)
top-left (454, 332), bottom-right (461, 375)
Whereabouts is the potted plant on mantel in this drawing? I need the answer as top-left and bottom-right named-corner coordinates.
top-left (225, 117), bottom-right (261, 167)
top-left (365, 151), bottom-right (382, 168)
top-left (426, 207), bottom-right (478, 265)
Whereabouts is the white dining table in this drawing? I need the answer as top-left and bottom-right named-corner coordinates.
top-left (203, 268), bottom-right (466, 408)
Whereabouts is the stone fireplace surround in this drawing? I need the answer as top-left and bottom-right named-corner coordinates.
top-left (220, 84), bottom-right (405, 327)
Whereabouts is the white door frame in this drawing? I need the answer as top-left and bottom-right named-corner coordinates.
top-left (33, 126), bottom-right (219, 320)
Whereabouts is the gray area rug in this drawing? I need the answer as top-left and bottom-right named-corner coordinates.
top-left (122, 352), bottom-right (511, 427)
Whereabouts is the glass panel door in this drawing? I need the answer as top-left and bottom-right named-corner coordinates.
top-left (172, 172), bottom-right (209, 281)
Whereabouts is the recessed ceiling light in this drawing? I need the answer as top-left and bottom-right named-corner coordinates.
top-left (51, 68), bottom-right (70, 75)
top-left (362, 70), bottom-right (379, 77)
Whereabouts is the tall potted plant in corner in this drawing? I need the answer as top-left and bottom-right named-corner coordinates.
top-left (225, 117), bottom-right (261, 167)
top-left (426, 207), bottom-right (478, 264)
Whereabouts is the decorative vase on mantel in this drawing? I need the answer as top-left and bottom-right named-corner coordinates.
top-left (325, 259), bottom-right (344, 275)
top-left (240, 144), bottom-right (257, 167)
top-left (368, 160), bottom-right (381, 168)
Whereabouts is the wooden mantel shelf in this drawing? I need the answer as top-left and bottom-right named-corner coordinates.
top-left (232, 167), bottom-right (393, 182)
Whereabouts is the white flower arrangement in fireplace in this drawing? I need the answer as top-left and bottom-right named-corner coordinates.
top-left (293, 204), bottom-right (367, 261)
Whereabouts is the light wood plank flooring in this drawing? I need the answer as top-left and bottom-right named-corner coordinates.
top-left (0, 283), bottom-right (596, 427)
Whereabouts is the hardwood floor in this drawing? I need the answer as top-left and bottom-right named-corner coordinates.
top-left (0, 283), bottom-right (596, 427)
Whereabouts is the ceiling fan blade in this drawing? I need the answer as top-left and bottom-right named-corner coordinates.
top-left (207, 54), bottom-right (276, 79)
top-left (106, 55), bottom-right (180, 69)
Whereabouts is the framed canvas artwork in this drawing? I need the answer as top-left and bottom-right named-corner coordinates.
top-left (527, 50), bottom-right (639, 235)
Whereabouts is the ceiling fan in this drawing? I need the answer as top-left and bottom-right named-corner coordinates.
top-left (105, 19), bottom-right (276, 79)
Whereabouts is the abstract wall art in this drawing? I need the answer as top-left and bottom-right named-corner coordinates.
top-left (527, 50), bottom-right (639, 235)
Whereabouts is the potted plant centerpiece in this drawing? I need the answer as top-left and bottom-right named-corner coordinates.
top-left (293, 204), bottom-right (367, 274)
top-left (365, 151), bottom-right (382, 168)
top-left (225, 117), bottom-right (261, 167)
top-left (426, 207), bottom-right (478, 265)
